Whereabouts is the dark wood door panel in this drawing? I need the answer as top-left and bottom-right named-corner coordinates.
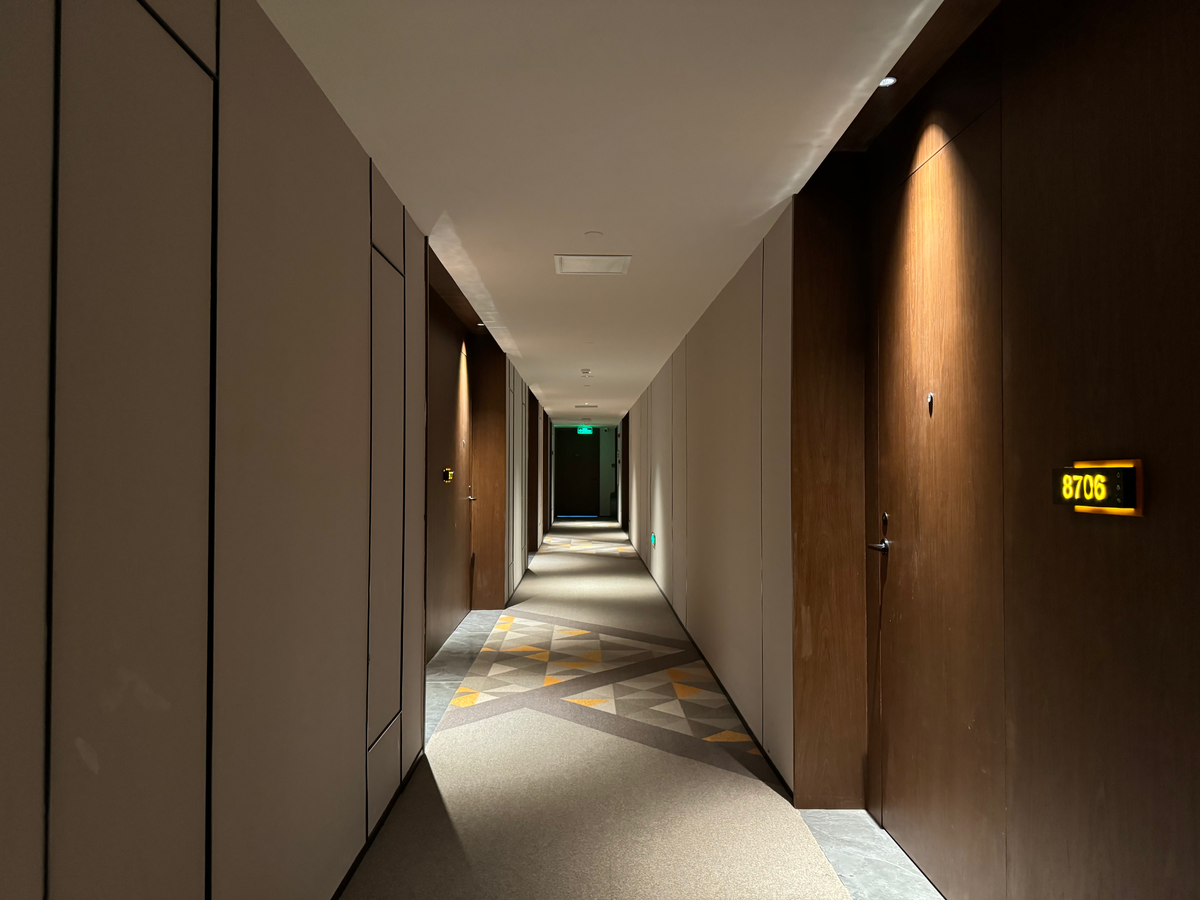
top-left (877, 104), bottom-right (1005, 900)
top-left (426, 290), bottom-right (472, 658)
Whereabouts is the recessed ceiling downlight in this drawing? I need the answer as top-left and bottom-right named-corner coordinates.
top-left (879, 76), bottom-right (897, 87)
top-left (555, 254), bottom-right (631, 275)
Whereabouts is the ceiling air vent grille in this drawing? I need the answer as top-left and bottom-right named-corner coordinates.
top-left (555, 254), bottom-right (631, 275)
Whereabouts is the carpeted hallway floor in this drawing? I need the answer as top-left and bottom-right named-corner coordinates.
top-left (340, 521), bottom-right (933, 900)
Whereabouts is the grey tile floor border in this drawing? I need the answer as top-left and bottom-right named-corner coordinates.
top-left (800, 809), bottom-right (944, 900)
top-left (425, 610), bottom-right (503, 742)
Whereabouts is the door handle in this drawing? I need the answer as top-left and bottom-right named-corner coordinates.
top-left (468, 496), bottom-right (477, 501)
top-left (868, 540), bottom-right (889, 554)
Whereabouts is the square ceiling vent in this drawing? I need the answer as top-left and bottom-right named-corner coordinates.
top-left (555, 254), bottom-right (631, 275)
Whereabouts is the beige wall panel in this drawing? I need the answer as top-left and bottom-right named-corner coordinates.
top-left (641, 399), bottom-right (651, 555)
top-left (0, 1), bottom-right (54, 895)
top-left (647, 361), bottom-right (673, 599)
top-left (628, 395), bottom-right (645, 554)
top-left (507, 365), bottom-right (528, 590)
top-left (144, 0), bottom-right (216, 71)
top-left (686, 245), bottom-right (764, 738)
top-left (371, 163), bottom-right (405, 275)
top-left (402, 210), bottom-right (427, 777)
top-left (369, 250), bottom-right (405, 745)
top-left (366, 713), bottom-right (401, 833)
top-left (51, 0), bottom-right (212, 895)
top-left (670, 341), bottom-right (688, 626)
top-left (761, 203), bottom-right (794, 788)
top-left (214, 1), bottom-right (369, 897)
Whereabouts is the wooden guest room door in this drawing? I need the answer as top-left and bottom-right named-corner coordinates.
top-left (872, 106), bottom-right (1006, 900)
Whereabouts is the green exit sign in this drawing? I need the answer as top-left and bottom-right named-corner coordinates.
top-left (577, 426), bottom-right (593, 434)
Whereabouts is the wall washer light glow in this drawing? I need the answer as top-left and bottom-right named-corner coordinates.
top-left (879, 76), bottom-right (898, 87)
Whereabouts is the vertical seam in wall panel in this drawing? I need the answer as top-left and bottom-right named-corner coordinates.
top-left (204, 2), bottom-right (220, 895)
top-left (421, 237), bottom-right (428, 728)
top-left (397, 219), bottom-right (409, 757)
top-left (42, 3), bottom-right (63, 896)
top-left (133, 0), bottom-right (216, 79)
top-left (760, 243), bottom-right (766, 736)
top-left (998, 94), bottom-right (1009, 893)
top-left (399, 216), bottom-right (407, 768)
top-left (364, 161), bottom-right (373, 842)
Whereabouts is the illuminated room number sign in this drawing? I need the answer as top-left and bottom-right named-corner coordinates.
top-left (1061, 471), bottom-right (1107, 502)
top-left (1051, 460), bottom-right (1142, 516)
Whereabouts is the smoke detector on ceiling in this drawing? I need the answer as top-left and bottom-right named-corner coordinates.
top-left (555, 254), bottom-right (631, 275)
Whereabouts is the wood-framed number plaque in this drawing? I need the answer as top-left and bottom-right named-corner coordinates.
top-left (1052, 459), bottom-right (1143, 516)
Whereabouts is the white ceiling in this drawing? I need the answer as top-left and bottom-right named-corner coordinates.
top-left (258, 0), bottom-right (941, 424)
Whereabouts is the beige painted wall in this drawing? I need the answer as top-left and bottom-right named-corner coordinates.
top-left (402, 210), bottom-right (427, 778)
top-left (369, 250), bottom-right (405, 747)
top-left (647, 362), bottom-right (673, 598)
top-left (507, 361), bottom-right (529, 595)
top-left (213, 1), bottom-right (370, 897)
top-left (0, 1), bottom-right (54, 895)
top-left (143, 0), bottom-right (216, 71)
top-left (628, 394), bottom-right (647, 555)
top-left (51, 1), bottom-right (213, 895)
top-left (627, 206), bottom-right (795, 783)
top-left (685, 245), bottom-right (764, 738)
top-left (670, 341), bottom-right (688, 623)
top-left (11, 1), bottom-right (433, 894)
top-left (371, 162), bottom-right (405, 276)
top-left (631, 247), bottom-right (770, 742)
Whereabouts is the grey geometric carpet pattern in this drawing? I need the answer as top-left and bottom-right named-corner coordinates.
top-left (435, 610), bottom-right (781, 788)
top-left (539, 534), bottom-right (639, 556)
top-left (447, 614), bottom-right (681, 706)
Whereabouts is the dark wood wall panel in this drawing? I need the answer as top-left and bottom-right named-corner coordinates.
top-left (1002, 0), bottom-right (1200, 896)
top-left (425, 290), bottom-right (472, 657)
top-left (214, 0), bottom-right (370, 895)
top-left (469, 331), bottom-right (508, 610)
top-left (790, 155), bottom-right (868, 808)
top-left (0, 0), bottom-right (54, 893)
top-left (868, 15), bottom-right (1001, 198)
top-left (835, 0), bottom-right (1000, 152)
top-left (51, 1), bottom-right (213, 894)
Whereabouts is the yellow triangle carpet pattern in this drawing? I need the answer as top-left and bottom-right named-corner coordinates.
top-left (449, 615), bottom-right (678, 707)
